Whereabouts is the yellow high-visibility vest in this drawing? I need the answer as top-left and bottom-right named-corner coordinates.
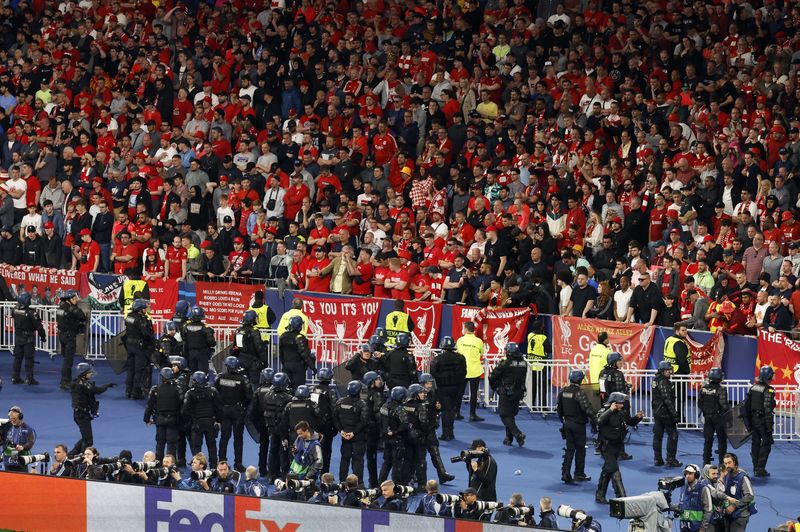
top-left (384, 311), bottom-right (411, 345)
top-left (664, 336), bottom-right (688, 373)
top-left (121, 279), bottom-right (147, 316)
top-left (526, 333), bottom-right (547, 371)
top-left (457, 333), bottom-right (484, 378)
top-left (589, 343), bottom-right (611, 384)
top-left (277, 309), bottom-right (309, 337)
top-left (249, 305), bottom-right (271, 339)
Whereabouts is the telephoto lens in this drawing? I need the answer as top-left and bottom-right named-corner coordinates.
top-left (435, 493), bottom-right (461, 505)
top-left (20, 452), bottom-right (50, 465)
top-left (274, 479), bottom-right (287, 490)
top-left (132, 460), bottom-right (159, 473)
top-left (191, 469), bottom-right (215, 481)
top-left (393, 485), bottom-right (415, 497)
top-left (354, 488), bottom-right (379, 499)
top-left (287, 478), bottom-right (313, 491)
top-left (507, 506), bottom-right (533, 518)
top-left (474, 501), bottom-right (502, 511)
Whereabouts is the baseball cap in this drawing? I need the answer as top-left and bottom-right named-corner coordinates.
top-left (79, 228), bottom-right (92, 236)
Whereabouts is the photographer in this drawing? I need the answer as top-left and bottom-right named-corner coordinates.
top-left (494, 493), bottom-right (534, 526)
top-left (464, 439), bottom-right (497, 502)
top-left (538, 497), bottom-right (559, 529)
top-left (675, 464), bottom-right (716, 532)
top-left (375, 480), bottom-right (407, 512)
top-left (289, 421), bottom-right (323, 480)
top-left (178, 453), bottom-right (210, 491)
top-left (340, 474), bottom-right (365, 507)
top-left (49, 444), bottom-right (74, 477)
top-left (721, 453), bottom-right (756, 532)
top-left (454, 488), bottom-right (491, 521)
top-left (121, 451), bottom-right (158, 485)
top-left (155, 454), bottom-right (182, 488)
top-left (237, 466), bottom-right (268, 497)
top-left (2, 405), bottom-right (36, 472)
top-left (74, 447), bottom-right (100, 479)
top-left (414, 480), bottom-right (452, 517)
top-left (308, 472), bottom-right (340, 505)
top-left (208, 461), bottom-right (240, 493)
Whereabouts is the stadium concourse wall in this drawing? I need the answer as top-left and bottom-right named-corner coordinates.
top-left (0, 471), bottom-right (536, 532)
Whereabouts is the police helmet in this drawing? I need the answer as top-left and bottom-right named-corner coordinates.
top-left (389, 386), bottom-right (407, 402)
top-left (174, 300), bottom-right (190, 319)
top-left (759, 366), bottom-right (775, 383)
top-left (506, 342), bottom-right (520, 355)
top-left (287, 316), bottom-right (303, 332)
top-left (168, 356), bottom-right (187, 370)
top-left (190, 305), bottom-right (205, 322)
top-left (260, 367), bottom-right (275, 385)
top-left (708, 367), bottom-right (724, 383)
top-left (408, 383), bottom-right (426, 397)
top-left (242, 310), bottom-right (257, 325)
top-left (362, 371), bottom-right (381, 387)
top-left (374, 327), bottom-right (387, 341)
top-left (418, 373), bottom-right (435, 385)
top-left (132, 299), bottom-right (149, 312)
top-left (75, 362), bottom-right (94, 379)
top-left (295, 385), bottom-right (311, 399)
top-left (606, 391), bottom-right (628, 405)
top-left (63, 289), bottom-right (78, 300)
top-left (191, 371), bottom-right (208, 386)
top-left (607, 352), bottom-right (623, 366)
top-left (272, 372), bottom-right (289, 390)
top-left (17, 293), bottom-right (31, 307)
top-left (395, 333), bottom-right (411, 348)
top-left (160, 367), bottom-right (174, 381)
top-left (347, 380), bottom-right (363, 397)
top-left (360, 343), bottom-right (374, 353)
top-left (657, 360), bottom-right (673, 373)
top-left (224, 356), bottom-right (240, 370)
top-left (368, 335), bottom-right (384, 348)
top-left (568, 369), bottom-right (585, 384)
top-left (439, 336), bottom-right (455, 350)
top-left (165, 321), bottom-right (177, 333)
top-left (328, 383), bottom-right (340, 400)
top-left (317, 367), bottom-right (334, 382)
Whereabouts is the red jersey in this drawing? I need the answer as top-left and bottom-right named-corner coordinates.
top-left (165, 246), bottom-right (188, 279)
top-left (352, 262), bottom-right (374, 296)
top-left (228, 250), bottom-right (250, 274)
top-left (387, 269), bottom-right (411, 300)
top-left (112, 242), bottom-right (139, 274)
top-left (78, 240), bottom-right (101, 273)
top-left (373, 265), bottom-right (392, 298)
top-left (305, 257), bottom-right (331, 292)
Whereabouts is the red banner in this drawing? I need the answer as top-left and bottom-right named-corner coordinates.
top-left (451, 306), bottom-right (530, 357)
top-left (296, 295), bottom-right (381, 363)
top-left (194, 282), bottom-right (264, 325)
top-left (406, 301), bottom-right (443, 349)
top-left (686, 329), bottom-right (725, 378)
top-left (0, 264), bottom-right (82, 305)
top-left (147, 279), bottom-right (179, 320)
top-left (757, 330), bottom-right (800, 409)
top-left (551, 316), bottom-right (655, 387)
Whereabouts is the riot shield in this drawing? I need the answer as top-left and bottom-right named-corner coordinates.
top-left (726, 403), bottom-right (752, 449)
top-left (102, 333), bottom-right (128, 374)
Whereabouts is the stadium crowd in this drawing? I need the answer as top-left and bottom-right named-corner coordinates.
top-left (1, 0), bottom-right (800, 334)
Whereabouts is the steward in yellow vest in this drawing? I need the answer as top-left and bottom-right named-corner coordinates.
top-left (248, 290), bottom-right (276, 340)
top-left (277, 299), bottom-right (309, 337)
top-left (526, 319), bottom-right (551, 371)
top-left (384, 299), bottom-right (413, 346)
top-left (118, 268), bottom-right (149, 316)
top-left (588, 332), bottom-right (611, 384)
top-left (663, 324), bottom-right (690, 374)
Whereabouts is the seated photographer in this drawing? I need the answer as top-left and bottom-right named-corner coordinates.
top-left (49, 444), bottom-right (74, 477)
top-left (538, 497), bottom-right (559, 529)
top-left (75, 447), bottom-right (99, 479)
top-left (289, 421), bottom-right (323, 481)
top-left (494, 493), bottom-right (534, 526)
top-left (464, 439), bottom-right (497, 502)
top-left (238, 466), bottom-right (268, 497)
top-left (178, 453), bottom-right (210, 491)
top-left (308, 472), bottom-right (340, 505)
top-left (374, 480), bottom-right (407, 512)
top-left (208, 461), bottom-right (240, 493)
top-left (454, 488), bottom-right (491, 521)
top-left (155, 454), bottom-right (182, 488)
top-left (121, 451), bottom-right (158, 485)
top-left (272, 472), bottom-right (315, 501)
top-left (340, 474), bottom-right (364, 507)
top-left (415, 480), bottom-right (452, 517)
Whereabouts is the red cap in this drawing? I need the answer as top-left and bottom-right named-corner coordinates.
top-left (485, 225), bottom-right (498, 233)
top-left (610, 216), bottom-right (622, 225)
top-left (782, 211), bottom-right (794, 222)
top-left (201, 241), bottom-right (213, 250)
top-left (79, 228), bottom-right (92, 236)
top-left (670, 228), bottom-right (681, 234)
top-left (44, 221), bottom-right (54, 229)
top-left (145, 248), bottom-right (157, 257)
top-left (499, 159), bottom-right (510, 166)
top-left (703, 235), bottom-right (714, 243)
top-left (398, 250), bottom-right (412, 260)
top-left (233, 236), bottom-right (244, 244)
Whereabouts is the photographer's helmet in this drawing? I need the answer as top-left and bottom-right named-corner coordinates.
top-left (272, 372), bottom-right (289, 390)
top-left (708, 367), bottom-right (724, 383)
top-left (759, 365), bottom-right (775, 383)
top-left (347, 380), bottom-right (363, 397)
top-left (224, 356), bottom-right (241, 371)
top-left (390, 386), bottom-right (408, 402)
top-left (75, 362), bottom-right (93, 379)
top-left (317, 367), bottom-right (334, 382)
top-left (395, 333), bottom-right (411, 348)
top-left (189, 305), bottom-right (205, 322)
top-left (362, 371), bottom-right (381, 387)
top-left (408, 383), bottom-right (426, 397)
top-left (160, 367), bottom-right (174, 381)
top-left (568, 369), bottom-right (585, 384)
top-left (439, 336), bottom-right (455, 350)
top-left (260, 367), bottom-right (275, 385)
top-left (242, 310), bottom-right (257, 325)
top-left (295, 385), bottom-right (311, 399)
top-left (191, 371), bottom-right (208, 386)
top-left (132, 298), bottom-right (149, 312)
top-left (606, 391), bottom-right (628, 405)
top-left (607, 352), bottom-right (623, 366)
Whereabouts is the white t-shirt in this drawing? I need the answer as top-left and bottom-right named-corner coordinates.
top-left (559, 285), bottom-right (573, 315)
top-left (20, 213), bottom-right (42, 235)
top-left (754, 302), bottom-right (769, 326)
top-left (614, 288), bottom-right (633, 320)
top-left (6, 177), bottom-right (27, 209)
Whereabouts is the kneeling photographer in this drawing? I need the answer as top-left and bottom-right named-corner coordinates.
top-left (207, 461), bottom-right (241, 493)
top-left (308, 472), bottom-right (341, 505)
top-left (272, 472), bottom-right (315, 501)
top-left (415, 480), bottom-right (452, 516)
top-left (494, 493), bottom-right (534, 527)
top-left (371, 480), bottom-right (410, 512)
top-left (238, 466), bottom-right (269, 497)
top-left (453, 439), bottom-right (496, 501)
top-left (340, 474), bottom-right (364, 507)
top-left (178, 453), bottom-right (211, 491)
top-left (454, 487), bottom-right (500, 521)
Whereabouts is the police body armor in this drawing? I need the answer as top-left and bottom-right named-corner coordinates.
top-left (383, 347), bottom-right (416, 388)
top-left (598, 366), bottom-right (628, 402)
top-left (182, 385), bottom-right (221, 426)
top-left (430, 350), bottom-right (465, 386)
top-left (71, 380), bottom-right (102, 418)
top-left (652, 375), bottom-right (678, 420)
top-left (149, 382), bottom-right (182, 424)
top-left (597, 407), bottom-right (630, 443)
top-left (362, 387), bottom-right (385, 431)
top-left (216, 372), bottom-right (250, 409)
top-left (57, 302), bottom-right (86, 337)
top-left (13, 306), bottom-right (40, 343)
top-left (157, 336), bottom-right (181, 368)
top-left (234, 325), bottom-right (266, 370)
top-left (183, 322), bottom-right (215, 352)
top-left (526, 333), bottom-right (547, 371)
top-left (559, 384), bottom-right (590, 424)
top-left (741, 382), bottom-right (775, 430)
top-left (493, 358), bottom-right (528, 399)
top-left (418, 395), bottom-right (439, 432)
top-left (403, 399), bottom-right (424, 443)
top-left (379, 400), bottom-right (407, 439)
top-left (335, 396), bottom-right (367, 435)
top-left (286, 399), bottom-right (320, 433)
top-left (699, 383), bottom-right (726, 418)
top-left (310, 385), bottom-right (335, 432)
top-left (261, 389), bottom-right (292, 429)
top-left (125, 311), bottom-right (154, 348)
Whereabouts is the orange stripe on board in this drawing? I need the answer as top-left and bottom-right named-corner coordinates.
top-left (0, 472), bottom-right (86, 531)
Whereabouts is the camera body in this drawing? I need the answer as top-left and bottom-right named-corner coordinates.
top-left (320, 481), bottom-right (343, 495)
top-left (657, 476), bottom-right (685, 492)
top-left (450, 449), bottom-right (485, 463)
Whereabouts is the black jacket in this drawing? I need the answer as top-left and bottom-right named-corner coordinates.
top-left (430, 348), bottom-right (467, 388)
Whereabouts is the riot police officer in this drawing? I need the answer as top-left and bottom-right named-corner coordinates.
top-left (419, 373), bottom-right (455, 483)
top-left (235, 310), bottom-right (268, 385)
top-left (251, 367), bottom-right (275, 477)
top-left (182, 371), bottom-right (223, 468)
top-left (362, 371), bottom-right (386, 488)
top-left (378, 386), bottom-right (409, 484)
top-left (279, 316), bottom-right (315, 388)
top-left (403, 383), bottom-right (427, 487)
top-left (258, 372), bottom-right (292, 481)
top-left (370, 328), bottom-right (388, 355)
top-left (11, 293), bottom-right (46, 385)
top-left (311, 367), bottom-right (337, 474)
top-left (595, 392), bottom-right (644, 504)
top-left (742, 366), bottom-right (776, 477)
top-left (430, 336), bottom-right (467, 441)
top-left (156, 322), bottom-right (181, 370)
top-left (214, 356), bottom-right (252, 472)
top-left (124, 299), bottom-right (155, 399)
top-left (69, 363), bottom-right (113, 456)
top-left (144, 367), bottom-right (183, 461)
top-left (381, 332), bottom-right (417, 389)
top-left (182, 306), bottom-right (216, 373)
top-left (284, 385), bottom-right (321, 441)
top-left (345, 344), bottom-right (380, 381)
top-left (57, 290), bottom-right (87, 390)
top-left (699, 367), bottom-right (729, 466)
top-left (334, 380), bottom-right (368, 482)
top-left (489, 342), bottom-right (528, 447)
top-left (168, 355), bottom-right (191, 466)
top-left (556, 369), bottom-right (595, 483)
top-left (652, 360), bottom-right (682, 467)
top-left (598, 352), bottom-right (633, 460)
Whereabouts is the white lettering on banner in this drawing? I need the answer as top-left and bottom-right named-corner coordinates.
top-left (87, 482), bottom-right (145, 532)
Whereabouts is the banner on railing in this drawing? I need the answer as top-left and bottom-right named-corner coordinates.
top-left (83, 272), bottom-right (124, 310)
top-left (147, 279), bottom-right (179, 319)
top-left (757, 330), bottom-right (800, 408)
top-left (687, 329), bottom-right (725, 379)
top-left (0, 264), bottom-right (81, 305)
top-left (406, 301), bottom-right (443, 349)
top-left (297, 294), bottom-right (380, 344)
top-left (452, 306), bottom-right (530, 356)
top-left (195, 281), bottom-right (264, 325)
top-left (551, 316), bottom-right (655, 386)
